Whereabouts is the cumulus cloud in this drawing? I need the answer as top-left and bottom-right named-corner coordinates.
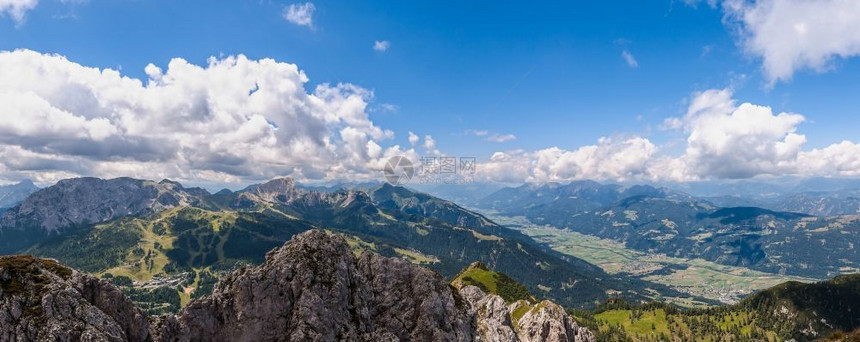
top-left (283, 2), bottom-right (315, 28)
top-left (407, 131), bottom-right (419, 146)
top-left (0, 49), bottom-right (413, 184)
top-left (423, 135), bottom-right (440, 155)
top-left (669, 88), bottom-right (806, 178)
top-left (530, 137), bottom-right (658, 182)
top-left (621, 50), bottom-right (638, 68)
top-left (0, 0), bottom-right (37, 25)
top-left (478, 151), bottom-right (532, 183)
top-left (476, 137), bottom-right (662, 183)
top-left (797, 141), bottom-right (860, 177)
top-left (373, 40), bottom-right (390, 52)
top-left (707, 0), bottom-right (860, 85)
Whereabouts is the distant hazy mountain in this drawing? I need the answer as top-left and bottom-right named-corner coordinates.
top-left (767, 189), bottom-right (860, 216)
top-left (0, 179), bottom-right (39, 208)
top-left (698, 189), bottom-right (860, 216)
top-left (666, 177), bottom-right (860, 216)
top-left (479, 180), bottom-right (690, 215)
top-left (408, 182), bottom-right (505, 207)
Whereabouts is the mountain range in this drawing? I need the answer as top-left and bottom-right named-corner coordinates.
top-left (0, 176), bottom-right (696, 309)
top-left (1, 175), bottom-right (860, 340)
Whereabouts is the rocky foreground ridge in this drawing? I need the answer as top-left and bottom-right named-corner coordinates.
top-left (1, 230), bottom-right (594, 342)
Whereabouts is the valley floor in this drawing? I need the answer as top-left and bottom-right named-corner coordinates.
top-left (479, 211), bottom-right (815, 306)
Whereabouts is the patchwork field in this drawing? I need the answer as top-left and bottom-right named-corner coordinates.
top-left (483, 213), bottom-right (814, 305)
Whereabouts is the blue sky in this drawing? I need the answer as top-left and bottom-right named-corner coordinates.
top-left (0, 0), bottom-right (858, 185)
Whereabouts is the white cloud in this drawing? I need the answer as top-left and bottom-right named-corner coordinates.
top-left (486, 134), bottom-right (517, 143)
top-left (0, 0), bottom-right (37, 25)
top-left (373, 40), bottom-right (390, 52)
top-left (407, 131), bottom-right (419, 146)
top-left (531, 137), bottom-right (658, 182)
top-left (714, 0), bottom-right (860, 85)
top-left (423, 135), bottom-right (440, 155)
top-left (478, 151), bottom-right (532, 183)
top-left (0, 49), bottom-right (413, 184)
top-left (797, 141), bottom-right (860, 177)
top-left (283, 2), bottom-right (315, 28)
top-left (673, 89), bottom-right (806, 178)
top-left (476, 137), bottom-right (662, 183)
top-left (621, 50), bottom-right (639, 68)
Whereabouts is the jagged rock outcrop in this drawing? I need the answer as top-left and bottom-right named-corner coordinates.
top-left (459, 285), bottom-right (595, 342)
top-left (2, 230), bottom-right (595, 342)
top-left (0, 255), bottom-right (151, 342)
top-left (460, 286), bottom-right (519, 342)
top-left (153, 230), bottom-right (475, 342)
top-left (513, 300), bottom-right (593, 342)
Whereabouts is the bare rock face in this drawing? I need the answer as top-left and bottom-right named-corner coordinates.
top-left (1, 177), bottom-right (202, 233)
top-left (514, 300), bottom-right (593, 342)
top-left (458, 286), bottom-right (595, 342)
top-left (0, 255), bottom-right (151, 342)
top-left (239, 177), bottom-right (303, 204)
top-left (155, 230), bottom-right (475, 342)
top-left (460, 286), bottom-right (519, 342)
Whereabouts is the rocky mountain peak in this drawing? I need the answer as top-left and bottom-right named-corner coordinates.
top-left (0, 177), bottom-right (201, 234)
top-left (153, 229), bottom-right (476, 341)
top-left (240, 177), bottom-right (301, 203)
top-left (459, 285), bottom-right (595, 342)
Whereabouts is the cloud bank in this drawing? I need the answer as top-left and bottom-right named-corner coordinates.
top-left (0, 49), bottom-right (417, 184)
top-left (477, 88), bottom-right (860, 183)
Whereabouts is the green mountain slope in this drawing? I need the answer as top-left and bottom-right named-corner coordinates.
top-left (574, 274), bottom-right (860, 341)
top-left (451, 262), bottom-right (536, 303)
